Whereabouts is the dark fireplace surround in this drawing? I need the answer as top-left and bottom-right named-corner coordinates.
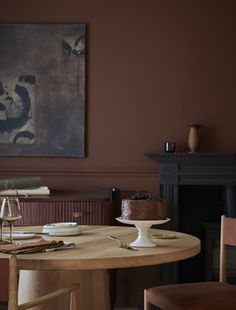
top-left (145, 152), bottom-right (236, 284)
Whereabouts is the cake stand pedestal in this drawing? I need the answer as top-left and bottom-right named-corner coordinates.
top-left (116, 217), bottom-right (170, 247)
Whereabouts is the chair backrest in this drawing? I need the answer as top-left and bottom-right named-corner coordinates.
top-left (220, 215), bottom-right (236, 282)
top-left (8, 255), bottom-right (79, 310)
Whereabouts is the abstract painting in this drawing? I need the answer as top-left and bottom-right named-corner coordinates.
top-left (0, 24), bottom-right (86, 157)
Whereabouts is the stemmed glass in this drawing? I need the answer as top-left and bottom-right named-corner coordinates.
top-left (0, 197), bottom-right (22, 244)
top-left (0, 199), bottom-right (4, 244)
top-left (0, 197), bottom-right (9, 244)
top-left (0, 218), bottom-right (4, 244)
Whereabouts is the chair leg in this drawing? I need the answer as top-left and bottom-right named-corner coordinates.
top-left (8, 255), bottom-right (18, 310)
top-left (70, 287), bottom-right (78, 310)
top-left (144, 289), bottom-right (152, 310)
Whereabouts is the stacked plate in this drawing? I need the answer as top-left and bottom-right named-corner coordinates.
top-left (42, 222), bottom-right (80, 236)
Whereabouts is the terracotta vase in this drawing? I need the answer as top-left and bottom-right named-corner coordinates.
top-left (188, 124), bottom-right (201, 153)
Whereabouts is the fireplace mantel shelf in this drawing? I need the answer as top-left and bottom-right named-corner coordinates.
top-left (145, 152), bottom-right (236, 163)
top-left (145, 152), bottom-right (236, 186)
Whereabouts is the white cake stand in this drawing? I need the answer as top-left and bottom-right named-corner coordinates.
top-left (116, 217), bottom-right (171, 247)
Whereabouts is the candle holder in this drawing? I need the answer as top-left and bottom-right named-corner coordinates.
top-left (164, 142), bottom-right (176, 153)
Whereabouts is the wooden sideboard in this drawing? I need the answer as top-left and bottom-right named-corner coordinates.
top-left (17, 188), bottom-right (119, 226)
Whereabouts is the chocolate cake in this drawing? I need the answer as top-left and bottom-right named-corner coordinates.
top-left (120, 193), bottom-right (167, 220)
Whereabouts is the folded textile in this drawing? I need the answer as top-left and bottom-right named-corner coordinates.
top-left (0, 177), bottom-right (41, 190)
top-left (0, 239), bottom-right (64, 254)
top-left (0, 186), bottom-right (50, 196)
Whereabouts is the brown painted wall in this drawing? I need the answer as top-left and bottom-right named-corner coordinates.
top-left (0, 0), bottom-right (236, 192)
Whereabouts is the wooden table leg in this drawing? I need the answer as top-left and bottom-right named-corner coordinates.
top-left (18, 269), bottom-right (111, 310)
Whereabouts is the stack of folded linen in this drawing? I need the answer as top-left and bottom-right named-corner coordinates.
top-left (42, 222), bottom-right (80, 236)
top-left (0, 176), bottom-right (50, 196)
top-left (0, 186), bottom-right (50, 196)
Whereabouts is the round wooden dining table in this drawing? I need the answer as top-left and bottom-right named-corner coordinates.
top-left (0, 225), bottom-right (200, 310)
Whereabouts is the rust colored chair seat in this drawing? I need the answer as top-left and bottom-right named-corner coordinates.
top-left (144, 216), bottom-right (236, 310)
top-left (146, 281), bottom-right (236, 310)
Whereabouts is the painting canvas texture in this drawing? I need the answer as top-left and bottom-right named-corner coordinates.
top-left (0, 24), bottom-right (85, 157)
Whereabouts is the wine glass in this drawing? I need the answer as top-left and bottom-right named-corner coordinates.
top-left (0, 198), bottom-right (4, 244)
top-left (0, 197), bottom-right (9, 244)
top-left (0, 197), bottom-right (22, 244)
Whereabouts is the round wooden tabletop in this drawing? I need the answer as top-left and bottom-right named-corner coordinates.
top-left (0, 225), bottom-right (200, 271)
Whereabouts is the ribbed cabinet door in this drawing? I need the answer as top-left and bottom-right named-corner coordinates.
top-left (17, 200), bottom-right (113, 226)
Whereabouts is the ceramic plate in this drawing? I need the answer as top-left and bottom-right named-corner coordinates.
top-left (116, 217), bottom-right (171, 225)
top-left (43, 222), bottom-right (78, 229)
top-left (48, 229), bottom-right (81, 236)
top-left (152, 233), bottom-right (176, 239)
top-left (42, 222), bottom-right (80, 235)
top-left (3, 232), bottom-right (36, 240)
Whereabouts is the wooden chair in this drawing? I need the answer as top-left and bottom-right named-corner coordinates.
top-left (8, 255), bottom-right (79, 310)
top-left (144, 215), bottom-right (236, 310)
